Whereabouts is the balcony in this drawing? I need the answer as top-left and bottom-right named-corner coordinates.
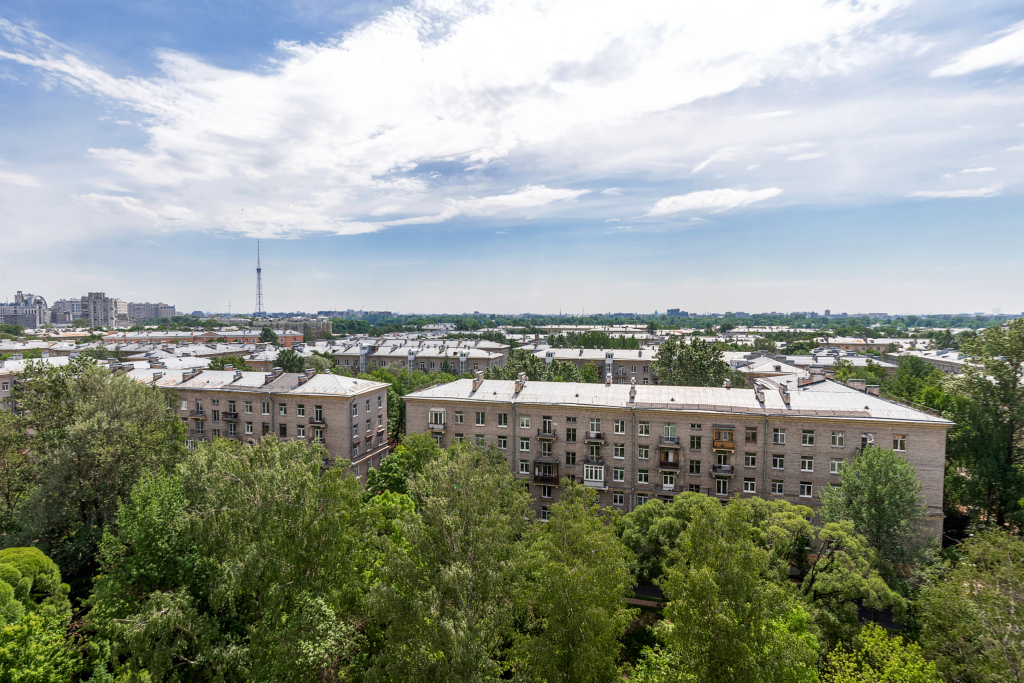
top-left (427, 422), bottom-right (447, 433)
top-left (711, 464), bottom-right (735, 476)
top-left (713, 440), bottom-right (735, 453)
top-left (222, 411), bottom-right (239, 420)
top-left (189, 410), bottom-right (206, 419)
top-left (537, 428), bottom-right (556, 441)
top-left (585, 454), bottom-right (604, 464)
top-left (309, 417), bottom-right (326, 426)
top-left (585, 431), bottom-right (605, 443)
top-left (533, 473), bottom-right (559, 484)
top-left (583, 478), bottom-right (608, 490)
top-left (658, 458), bottom-right (680, 469)
top-left (659, 436), bottom-right (681, 448)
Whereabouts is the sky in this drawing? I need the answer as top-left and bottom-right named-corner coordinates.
top-left (1, 0), bottom-right (1023, 315)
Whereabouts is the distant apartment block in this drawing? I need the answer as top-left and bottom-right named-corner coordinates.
top-left (331, 339), bottom-right (509, 374)
top-left (104, 329), bottom-right (303, 347)
top-left (0, 292), bottom-right (49, 327)
top-left (404, 374), bottom-right (950, 535)
top-left (129, 302), bottom-right (177, 321)
top-left (534, 348), bottom-right (658, 384)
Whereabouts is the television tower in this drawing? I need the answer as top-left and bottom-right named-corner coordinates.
top-left (255, 240), bottom-right (265, 318)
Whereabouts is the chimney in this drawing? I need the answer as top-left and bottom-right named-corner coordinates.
top-left (234, 370), bottom-right (243, 382)
top-left (605, 372), bottom-right (612, 385)
top-left (223, 364), bottom-right (234, 371)
top-left (151, 371), bottom-right (163, 383)
top-left (515, 372), bottom-right (527, 394)
top-left (271, 366), bottom-right (284, 378)
top-left (629, 377), bottom-right (637, 400)
top-left (811, 372), bottom-right (824, 383)
top-left (298, 368), bottom-right (317, 385)
top-left (754, 386), bottom-right (765, 403)
top-left (264, 373), bottom-right (275, 385)
top-left (866, 385), bottom-right (880, 396)
top-left (472, 370), bottom-right (484, 392)
top-left (779, 384), bottom-right (791, 405)
top-left (846, 378), bottom-right (867, 392)
top-left (723, 379), bottom-right (732, 389)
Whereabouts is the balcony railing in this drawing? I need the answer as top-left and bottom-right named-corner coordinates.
top-left (222, 411), bottom-right (239, 420)
top-left (659, 436), bottom-right (680, 448)
top-left (309, 417), bottom-right (326, 426)
top-left (427, 422), bottom-right (446, 433)
top-left (711, 464), bottom-right (735, 476)
top-left (585, 454), bottom-right (604, 464)
top-left (583, 478), bottom-right (608, 490)
top-left (533, 473), bottom-right (559, 484)
top-left (658, 459), bottom-right (680, 469)
top-left (537, 428), bottom-right (556, 440)
top-left (189, 410), bottom-right (206, 419)
top-left (585, 431), bottom-right (605, 443)
top-left (713, 440), bottom-right (735, 452)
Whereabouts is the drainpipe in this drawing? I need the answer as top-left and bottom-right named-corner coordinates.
top-left (630, 406), bottom-right (637, 512)
top-left (762, 413), bottom-right (769, 500)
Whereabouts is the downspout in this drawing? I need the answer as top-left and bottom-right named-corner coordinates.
top-left (762, 412), bottom-right (769, 500)
top-left (630, 406), bottom-right (636, 512)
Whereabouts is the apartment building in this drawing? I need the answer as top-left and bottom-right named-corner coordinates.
top-left (82, 292), bottom-right (130, 328)
top-left (331, 339), bottom-right (508, 374)
top-left (404, 374), bottom-right (950, 536)
top-left (128, 302), bottom-right (177, 321)
top-left (533, 348), bottom-right (659, 384)
top-left (813, 337), bottom-right (891, 353)
top-left (122, 366), bottom-right (390, 476)
top-left (886, 348), bottom-right (971, 374)
top-left (104, 329), bottom-right (303, 346)
top-left (0, 292), bottom-right (49, 328)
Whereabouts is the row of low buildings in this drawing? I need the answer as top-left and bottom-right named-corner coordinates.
top-left (0, 291), bottom-right (176, 327)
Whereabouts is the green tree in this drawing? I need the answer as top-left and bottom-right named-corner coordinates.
top-left (543, 359), bottom-right (583, 382)
top-left (258, 327), bottom-right (278, 343)
top-left (0, 612), bottom-right (81, 682)
top-left (365, 433), bottom-right (443, 497)
top-left (822, 623), bottom-right (940, 683)
top-left (369, 444), bottom-right (533, 681)
top-left (753, 336), bottom-right (777, 352)
top-left (945, 318), bottom-right (1024, 527)
top-left (88, 438), bottom-right (372, 682)
top-left (517, 484), bottom-right (635, 683)
top-left (484, 348), bottom-right (547, 381)
top-left (207, 354), bottom-right (254, 371)
top-left (918, 529), bottom-right (1024, 683)
top-left (579, 363), bottom-right (600, 383)
top-left (9, 359), bottom-right (186, 589)
top-left (275, 347), bottom-right (305, 373)
top-left (0, 413), bottom-right (32, 536)
top-left (658, 494), bottom-right (820, 683)
top-left (652, 337), bottom-right (731, 387)
top-left (820, 446), bottom-right (931, 576)
top-left (303, 353), bottom-right (334, 374)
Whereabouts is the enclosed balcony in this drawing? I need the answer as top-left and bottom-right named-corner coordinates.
top-left (585, 431), bottom-right (605, 444)
top-left (659, 436), bottom-right (681, 448)
top-left (658, 457), bottom-right (680, 469)
top-left (710, 464), bottom-right (735, 476)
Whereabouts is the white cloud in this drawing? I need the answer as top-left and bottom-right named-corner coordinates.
top-left (932, 21), bottom-right (1024, 77)
top-left (74, 193), bottom-right (196, 223)
top-left (0, 168), bottom-right (42, 187)
top-left (602, 187), bottom-right (622, 195)
top-left (384, 185), bottom-right (587, 226)
top-left (0, 1), bottom-right (912, 238)
top-left (786, 152), bottom-right (827, 161)
top-left (692, 147), bottom-right (741, 173)
top-left (647, 187), bottom-right (783, 215)
top-left (960, 166), bottom-right (994, 173)
top-left (909, 184), bottom-right (1003, 198)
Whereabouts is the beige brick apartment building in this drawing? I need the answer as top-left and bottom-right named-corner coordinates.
top-left (122, 366), bottom-right (390, 476)
top-left (405, 373), bottom-right (950, 535)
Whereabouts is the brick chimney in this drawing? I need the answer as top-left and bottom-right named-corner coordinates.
top-left (472, 370), bottom-right (484, 392)
top-left (515, 372), bottom-right (527, 394)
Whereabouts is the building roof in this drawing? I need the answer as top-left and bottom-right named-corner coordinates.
top-left (405, 378), bottom-right (951, 425)
top-left (124, 368), bottom-right (387, 396)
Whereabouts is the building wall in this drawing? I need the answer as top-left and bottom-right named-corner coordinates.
top-left (405, 396), bottom-right (947, 534)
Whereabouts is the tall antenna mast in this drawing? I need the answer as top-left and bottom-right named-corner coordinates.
top-left (255, 240), bottom-right (265, 318)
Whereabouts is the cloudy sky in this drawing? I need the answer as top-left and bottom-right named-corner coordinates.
top-left (1, 0), bottom-right (1022, 315)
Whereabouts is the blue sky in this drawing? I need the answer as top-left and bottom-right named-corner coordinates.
top-left (1, 0), bottom-right (1022, 315)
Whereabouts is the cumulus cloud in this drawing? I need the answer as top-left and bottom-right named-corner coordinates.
top-left (74, 193), bottom-right (196, 223)
top-left (909, 184), bottom-right (1003, 198)
top-left (0, 0), bottom-right (914, 238)
top-left (647, 187), bottom-right (783, 215)
top-left (0, 168), bottom-right (42, 187)
top-left (384, 185), bottom-right (588, 225)
top-left (932, 21), bottom-right (1024, 76)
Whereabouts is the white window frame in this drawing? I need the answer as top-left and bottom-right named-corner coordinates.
top-left (744, 453), bottom-right (756, 468)
top-left (893, 435), bottom-right (906, 452)
top-left (637, 469), bottom-right (649, 484)
top-left (497, 413), bottom-right (508, 427)
top-left (613, 419), bottom-right (626, 435)
top-left (475, 412), bottom-right (485, 426)
top-left (638, 421), bottom-right (650, 436)
top-left (638, 445), bottom-right (650, 460)
top-left (802, 430), bottom-right (815, 446)
top-left (772, 455), bottom-right (785, 470)
top-left (498, 436), bottom-right (507, 450)
top-left (520, 437), bottom-right (530, 452)
top-left (520, 415), bottom-right (530, 429)
top-left (771, 480), bottom-right (784, 495)
top-left (831, 431), bottom-right (844, 447)
top-left (612, 492), bottom-right (624, 506)
top-left (297, 424), bottom-right (305, 438)
top-left (454, 411), bottom-right (464, 424)
top-left (800, 456), bottom-right (814, 472)
top-left (773, 428), bottom-right (786, 445)
top-left (613, 467), bottom-right (624, 482)
top-left (614, 444), bottom-right (625, 459)
top-left (800, 482), bottom-right (813, 498)
top-left (830, 458), bottom-right (843, 474)
top-left (743, 478), bottom-right (756, 493)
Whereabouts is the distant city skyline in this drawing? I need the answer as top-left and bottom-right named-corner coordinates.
top-left (1, 0), bottom-right (1023, 312)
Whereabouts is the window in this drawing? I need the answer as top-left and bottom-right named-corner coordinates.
top-left (664, 423), bottom-right (676, 438)
top-left (744, 453), bottom-right (756, 468)
top-left (520, 437), bottom-right (531, 451)
top-left (743, 478), bottom-right (756, 493)
top-left (497, 413), bottom-right (508, 427)
top-left (893, 435), bottom-right (906, 452)
top-left (228, 400), bottom-right (236, 413)
top-left (180, 400), bottom-right (188, 411)
top-left (245, 422), bottom-right (253, 435)
top-left (540, 506), bottom-right (549, 522)
top-left (475, 412), bottom-right (485, 426)
top-left (262, 402), bottom-right (270, 415)
top-left (565, 416), bottom-right (577, 423)
top-left (212, 410), bottom-right (220, 422)
top-left (186, 439), bottom-right (194, 450)
top-left (716, 478), bottom-right (729, 495)
top-left (773, 428), bottom-right (786, 444)
top-left (831, 431), bottom-right (844, 447)
top-left (228, 423), bottom-right (237, 436)
top-left (772, 455), bottom-right (785, 470)
top-left (378, 396), bottom-right (383, 409)
top-left (377, 415), bottom-right (383, 427)
top-left (802, 430), bottom-right (815, 446)
top-left (352, 424), bottom-right (358, 437)
top-left (279, 404), bottom-right (287, 416)
top-left (614, 444), bottom-right (625, 459)
top-left (631, 365), bottom-right (637, 373)
top-left (245, 401), bottom-right (253, 414)
top-left (613, 467), bottom-right (624, 482)
top-left (475, 434), bottom-right (485, 447)
top-left (565, 428), bottom-right (577, 443)
top-left (637, 469), bottom-right (649, 484)
top-left (195, 421), bottom-right (205, 435)
top-left (454, 434), bottom-right (464, 443)
top-left (279, 424), bottom-right (287, 438)
top-left (800, 482), bottom-right (813, 498)
top-left (541, 485), bottom-right (552, 499)
top-left (584, 464), bottom-right (604, 482)
top-left (542, 416), bottom-right (553, 433)
top-left (745, 427), bottom-right (757, 443)
top-left (690, 435), bottom-right (702, 450)
top-left (590, 418), bottom-right (601, 432)
top-left (800, 456), bottom-right (814, 472)
top-left (614, 419), bottom-right (626, 434)
top-left (262, 424), bottom-right (270, 436)
top-left (429, 410), bottom-right (445, 426)
top-left (365, 399), bottom-right (371, 412)
top-left (636, 494), bottom-right (649, 505)
top-left (638, 421), bottom-right (650, 436)
top-left (0, 382), bottom-right (8, 391)
top-left (565, 452), bottom-right (576, 465)
top-left (351, 404), bottom-right (358, 417)
top-left (688, 484), bottom-right (701, 493)
top-left (690, 423), bottom-right (702, 430)
top-left (366, 419), bottom-right (371, 433)
top-left (455, 411), bottom-right (464, 424)
top-left (498, 436), bottom-right (507, 450)
top-left (520, 415), bottom-right (530, 429)
top-left (830, 458), bottom-right (843, 474)
top-left (297, 424), bottom-right (305, 438)
top-left (771, 480), bottom-right (784, 495)
top-left (589, 443), bottom-right (601, 458)
top-left (689, 460), bottom-right (701, 475)
top-left (313, 405), bottom-right (323, 422)
top-left (663, 472), bottom-right (676, 487)
top-left (638, 445), bottom-right (650, 460)
top-left (612, 492), bottom-right (624, 506)
top-left (352, 446), bottom-right (359, 459)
